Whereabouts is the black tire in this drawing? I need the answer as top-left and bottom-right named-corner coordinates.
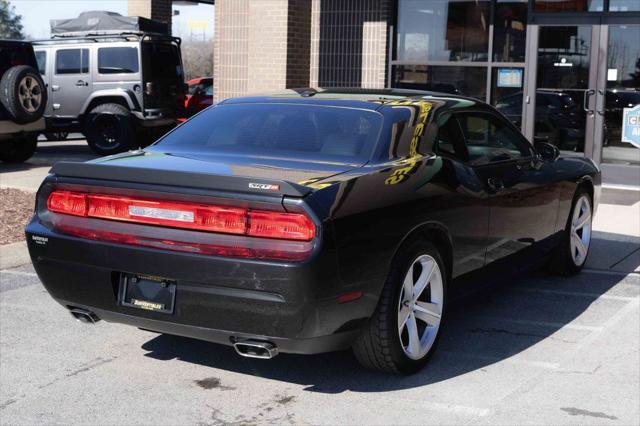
top-left (552, 187), bottom-right (593, 276)
top-left (0, 65), bottom-right (47, 124)
top-left (352, 238), bottom-right (447, 374)
top-left (44, 131), bottom-right (69, 141)
top-left (84, 103), bottom-right (134, 156)
top-left (0, 134), bottom-right (37, 163)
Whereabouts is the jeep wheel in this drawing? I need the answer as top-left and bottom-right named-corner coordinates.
top-left (0, 65), bottom-right (47, 124)
top-left (0, 134), bottom-right (38, 163)
top-left (85, 103), bottom-right (134, 155)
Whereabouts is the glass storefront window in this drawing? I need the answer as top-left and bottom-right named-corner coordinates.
top-left (393, 65), bottom-right (488, 100)
top-left (535, 26), bottom-right (592, 155)
top-left (396, 0), bottom-right (490, 62)
top-left (609, 0), bottom-right (640, 11)
top-left (603, 25), bottom-right (640, 166)
top-left (493, 0), bottom-right (528, 62)
top-left (533, 0), bottom-right (604, 12)
top-left (492, 67), bottom-right (526, 127)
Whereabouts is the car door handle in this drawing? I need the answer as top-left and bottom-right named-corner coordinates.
top-left (76, 80), bottom-right (88, 87)
top-left (487, 178), bottom-right (505, 193)
top-left (51, 85), bottom-right (60, 92)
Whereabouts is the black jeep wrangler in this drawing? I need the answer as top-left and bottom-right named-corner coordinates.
top-left (0, 40), bottom-right (47, 163)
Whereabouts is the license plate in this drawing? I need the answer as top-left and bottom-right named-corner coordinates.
top-left (119, 273), bottom-right (176, 314)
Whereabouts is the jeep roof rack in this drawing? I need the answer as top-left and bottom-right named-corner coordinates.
top-left (32, 32), bottom-right (181, 45)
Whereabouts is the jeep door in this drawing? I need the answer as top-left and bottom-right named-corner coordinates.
top-left (50, 47), bottom-right (92, 118)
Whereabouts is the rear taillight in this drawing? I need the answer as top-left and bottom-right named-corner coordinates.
top-left (46, 190), bottom-right (315, 242)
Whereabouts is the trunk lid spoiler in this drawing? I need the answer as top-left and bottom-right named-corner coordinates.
top-left (50, 161), bottom-right (313, 197)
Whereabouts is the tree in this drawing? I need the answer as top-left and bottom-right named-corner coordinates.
top-left (0, 0), bottom-right (24, 40)
top-left (181, 40), bottom-right (213, 81)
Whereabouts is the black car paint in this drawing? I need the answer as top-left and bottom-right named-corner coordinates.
top-left (26, 91), bottom-right (601, 354)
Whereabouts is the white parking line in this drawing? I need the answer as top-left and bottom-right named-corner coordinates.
top-left (515, 286), bottom-right (639, 302)
top-left (0, 270), bottom-right (38, 278)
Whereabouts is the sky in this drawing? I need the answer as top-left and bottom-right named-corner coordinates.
top-left (10, 0), bottom-right (214, 40)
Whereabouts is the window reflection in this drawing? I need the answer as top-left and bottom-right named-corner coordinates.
top-left (603, 25), bottom-right (640, 166)
top-left (396, 0), bottom-right (490, 62)
top-left (534, 0), bottom-right (604, 12)
top-left (493, 0), bottom-right (527, 62)
top-left (609, 0), bottom-right (640, 11)
top-left (393, 65), bottom-right (487, 100)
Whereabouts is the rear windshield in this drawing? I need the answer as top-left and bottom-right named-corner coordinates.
top-left (142, 42), bottom-right (182, 80)
top-left (151, 103), bottom-right (383, 163)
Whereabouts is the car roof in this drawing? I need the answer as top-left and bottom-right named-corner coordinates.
top-left (221, 87), bottom-right (486, 111)
top-left (0, 40), bottom-right (33, 48)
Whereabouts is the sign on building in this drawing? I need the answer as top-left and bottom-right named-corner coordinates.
top-left (622, 104), bottom-right (640, 149)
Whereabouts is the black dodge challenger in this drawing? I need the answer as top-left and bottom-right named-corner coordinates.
top-left (26, 89), bottom-right (600, 374)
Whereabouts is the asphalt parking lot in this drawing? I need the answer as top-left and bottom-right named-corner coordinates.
top-left (1, 141), bottom-right (639, 425)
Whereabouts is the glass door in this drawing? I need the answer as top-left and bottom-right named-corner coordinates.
top-left (524, 20), bottom-right (640, 186)
top-left (531, 25), bottom-right (600, 157)
top-left (600, 24), bottom-right (640, 185)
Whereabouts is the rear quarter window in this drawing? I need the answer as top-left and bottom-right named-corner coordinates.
top-left (151, 103), bottom-right (383, 163)
top-left (98, 47), bottom-right (139, 74)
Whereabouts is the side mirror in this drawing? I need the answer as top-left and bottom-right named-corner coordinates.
top-left (534, 141), bottom-right (560, 161)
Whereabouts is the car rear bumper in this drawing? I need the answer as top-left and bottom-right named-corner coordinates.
top-left (26, 218), bottom-right (375, 354)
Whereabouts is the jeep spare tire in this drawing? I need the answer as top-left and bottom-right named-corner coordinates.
top-left (85, 103), bottom-right (134, 155)
top-left (0, 65), bottom-right (47, 124)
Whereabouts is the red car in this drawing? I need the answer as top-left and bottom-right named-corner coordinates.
top-left (180, 77), bottom-right (213, 122)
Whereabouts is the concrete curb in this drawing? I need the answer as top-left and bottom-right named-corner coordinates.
top-left (0, 241), bottom-right (31, 270)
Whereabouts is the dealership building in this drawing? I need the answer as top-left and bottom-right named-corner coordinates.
top-left (130, 0), bottom-right (640, 185)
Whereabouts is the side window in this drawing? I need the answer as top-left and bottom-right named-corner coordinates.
top-left (204, 83), bottom-right (214, 96)
top-left (55, 49), bottom-right (89, 74)
top-left (98, 47), bottom-right (139, 74)
top-left (457, 113), bottom-right (532, 165)
top-left (435, 114), bottom-right (468, 161)
top-left (35, 51), bottom-right (46, 75)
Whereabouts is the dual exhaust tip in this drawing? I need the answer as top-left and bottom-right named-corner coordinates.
top-left (233, 339), bottom-right (279, 359)
top-left (68, 307), bottom-right (278, 359)
top-left (69, 307), bottom-right (100, 324)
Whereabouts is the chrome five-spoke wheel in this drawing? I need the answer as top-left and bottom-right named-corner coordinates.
top-left (570, 194), bottom-right (592, 267)
top-left (18, 75), bottom-right (42, 113)
top-left (397, 254), bottom-right (443, 360)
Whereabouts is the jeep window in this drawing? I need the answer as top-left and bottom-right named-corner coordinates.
top-left (98, 47), bottom-right (139, 74)
top-left (35, 51), bottom-right (46, 75)
top-left (55, 49), bottom-right (89, 74)
top-left (142, 43), bottom-right (182, 80)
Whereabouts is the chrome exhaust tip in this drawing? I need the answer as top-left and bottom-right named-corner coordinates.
top-left (233, 339), bottom-right (278, 359)
top-left (69, 307), bottom-right (100, 324)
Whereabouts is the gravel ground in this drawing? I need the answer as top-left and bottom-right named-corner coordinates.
top-left (0, 188), bottom-right (35, 245)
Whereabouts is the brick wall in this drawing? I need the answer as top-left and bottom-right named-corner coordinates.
top-left (214, 0), bottom-right (250, 101)
top-left (128, 0), bottom-right (172, 32)
top-left (214, 0), bottom-right (390, 102)
top-left (310, 0), bottom-right (390, 89)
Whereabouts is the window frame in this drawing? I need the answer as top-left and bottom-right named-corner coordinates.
top-left (453, 109), bottom-right (535, 167)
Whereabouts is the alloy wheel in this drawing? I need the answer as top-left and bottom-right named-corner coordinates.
top-left (18, 75), bottom-right (42, 113)
top-left (570, 195), bottom-right (592, 266)
top-left (397, 254), bottom-right (443, 360)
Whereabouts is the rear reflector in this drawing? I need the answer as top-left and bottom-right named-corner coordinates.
top-left (46, 190), bottom-right (315, 241)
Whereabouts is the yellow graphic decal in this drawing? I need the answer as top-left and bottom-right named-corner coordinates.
top-left (298, 178), bottom-right (333, 190)
top-left (385, 100), bottom-right (433, 185)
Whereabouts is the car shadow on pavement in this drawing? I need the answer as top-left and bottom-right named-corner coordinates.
top-left (141, 245), bottom-right (636, 393)
top-left (0, 141), bottom-right (96, 173)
